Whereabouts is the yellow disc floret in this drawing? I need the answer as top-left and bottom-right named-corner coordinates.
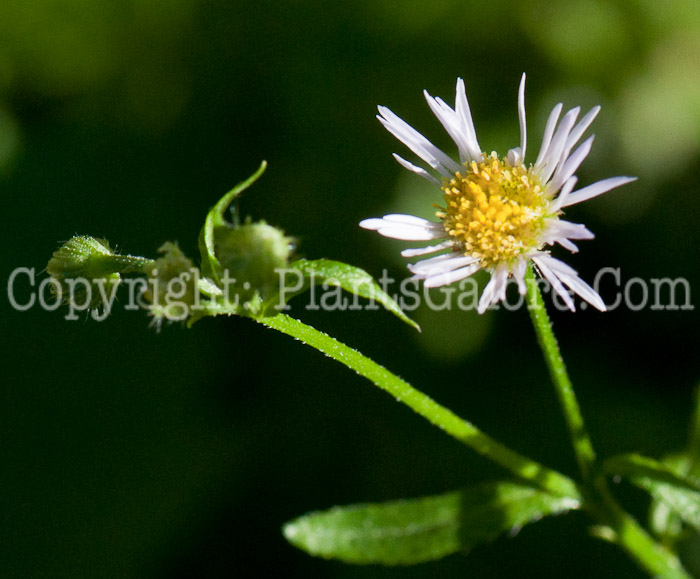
top-left (438, 153), bottom-right (551, 268)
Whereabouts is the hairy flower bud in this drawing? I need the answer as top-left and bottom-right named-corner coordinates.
top-left (144, 242), bottom-right (198, 325)
top-left (46, 236), bottom-right (122, 309)
top-left (215, 221), bottom-right (293, 302)
top-left (47, 236), bottom-right (154, 312)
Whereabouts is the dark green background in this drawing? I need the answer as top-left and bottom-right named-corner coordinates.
top-left (2, 0), bottom-right (699, 577)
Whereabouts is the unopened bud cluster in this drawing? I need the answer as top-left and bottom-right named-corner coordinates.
top-left (144, 242), bottom-right (198, 325)
top-left (45, 163), bottom-right (296, 323)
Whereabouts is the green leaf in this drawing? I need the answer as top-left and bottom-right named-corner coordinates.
top-left (650, 386), bottom-right (700, 542)
top-left (603, 453), bottom-right (700, 532)
top-left (282, 481), bottom-right (578, 565)
top-left (686, 384), bottom-right (700, 472)
top-left (648, 455), bottom-right (688, 542)
top-left (283, 258), bottom-right (420, 331)
top-left (198, 161), bottom-right (267, 282)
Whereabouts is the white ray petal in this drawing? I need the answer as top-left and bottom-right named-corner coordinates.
top-left (359, 218), bottom-right (388, 230)
top-left (375, 227), bottom-right (444, 241)
top-left (401, 240), bottom-right (453, 257)
top-left (538, 255), bottom-right (606, 312)
top-left (548, 135), bottom-right (594, 194)
top-left (550, 176), bottom-right (578, 213)
top-left (382, 214), bottom-right (443, 227)
top-left (561, 176), bottom-right (637, 207)
top-left (546, 107), bottom-right (600, 191)
top-left (494, 263), bottom-right (510, 302)
top-left (556, 238), bottom-right (579, 252)
top-left (557, 271), bottom-right (606, 312)
top-left (537, 255), bottom-right (605, 311)
top-left (477, 274), bottom-right (498, 314)
top-left (547, 219), bottom-right (595, 241)
top-left (377, 107), bottom-right (462, 176)
top-left (535, 103), bottom-right (563, 168)
top-left (360, 214), bottom-right (445, 241)
top-left (422, 263), bottom-right (481, 288)
top-left (537, 107), bottom-right (581, 183)
top-left (377, 118), bottom-right (452, 178)
top-left (392, 154), bottom-right (441, 185)
top-left (517, 73), bottom-right (527, 161)
top-left (477, 264), bottom-right (509, 313)
top-left (535, 253), bottom-right (579, 277)
top-left (454, 78), bottom-right (482, 160)
top-left (506, 146), bottom-right (523, 166)
top-left (541, 219), bottom-right (593, 253)
top-left (531, 255), bottom-right (576, 311)
top-left (409, 252), bottom-right (460, 268)
top-left (424, 92), bottom-right (472, 164)
top-left (512, 257), bottom-right (528, 295)
top-left (409, 253), bottom-right (479, 275)
top-left (564, 106), bottom-right (600, 154)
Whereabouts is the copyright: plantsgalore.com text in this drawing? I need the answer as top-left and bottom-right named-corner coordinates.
top-left (5, 266), bottom-right (694, 321)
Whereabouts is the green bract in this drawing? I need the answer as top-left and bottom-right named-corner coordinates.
top-left (196, 161), bottom-right (293, 315)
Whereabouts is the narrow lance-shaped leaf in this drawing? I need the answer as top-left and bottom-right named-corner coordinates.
top-left (283, 480), bottom-right (579, 565)
top-left (603, 453), bottom-right (700, 532)
top-left (283, 258), bottom-right (420, 331)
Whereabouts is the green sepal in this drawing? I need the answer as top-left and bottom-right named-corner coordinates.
top-left (602, 453), bottom-right (700, 533)
top-left (282, 481), bottom-right (578, 565)
top-left (282, 258), bottom-right (420, 331)
top-left (198, 161), bottom-right (267, 283)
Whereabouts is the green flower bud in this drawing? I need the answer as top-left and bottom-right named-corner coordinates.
top-left (214, 220), bottom-right (293, 302)
top-left (46, 236), bottom-right (150, 309)
top-left (48, 236), bottom-right (112, 279)
top-left (145, 242), bottom-right (198, 325)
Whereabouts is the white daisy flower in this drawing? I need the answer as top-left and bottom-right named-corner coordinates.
top-left (361, 74), bottom-right (635, 313)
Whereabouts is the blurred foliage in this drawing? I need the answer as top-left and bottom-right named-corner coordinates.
top-left (2, 0), bottom-right (699, 577)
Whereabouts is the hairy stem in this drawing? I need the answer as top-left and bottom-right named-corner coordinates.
top-left (525, 266), bottom-right (596, 482)
top-left (260, 313), bottom-right (580, 500)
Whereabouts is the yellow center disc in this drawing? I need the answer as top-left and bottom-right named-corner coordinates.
top-left (438, 153), bottom-right (550, 268)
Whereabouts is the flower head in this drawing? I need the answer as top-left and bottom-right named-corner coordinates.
top-left (361, 75), bottom-right (635, 313)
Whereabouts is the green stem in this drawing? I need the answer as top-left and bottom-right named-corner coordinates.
top-left (591, 477), bottom-right (691, 579)
top-left (524, 267), bottom-right (688, 576)
top-left (105, 255), bottom-right (155, 274)
top-left (525, 266), bottom-right (596, 482)
top-left (207, 298), bottom-right (687, 575)
top-left (260, 313), bottom-right (580, 500)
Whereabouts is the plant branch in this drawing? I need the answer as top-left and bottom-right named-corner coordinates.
top-left (260, 313), bottom-right (580, 500)
top-left (525, 266), bottom-right (596, 482)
